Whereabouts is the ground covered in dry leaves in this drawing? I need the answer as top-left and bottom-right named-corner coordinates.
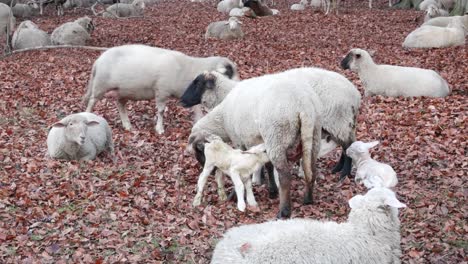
top-left (0, 0), bottom-right (467, 263)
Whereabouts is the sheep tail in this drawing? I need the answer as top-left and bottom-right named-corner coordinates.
top-left (82, 64), bottom-right (96, 107)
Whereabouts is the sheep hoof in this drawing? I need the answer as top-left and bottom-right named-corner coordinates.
top-left (122, 123), bottom-right (132, 130)
top-left (193, 196), bottom-right (202, 207)
top-left (238, 204), bottom-right (246, 212)
top-left (155, 125), bottom-right (164, 134)
top-left (276, 207), bottom-right (291, 219)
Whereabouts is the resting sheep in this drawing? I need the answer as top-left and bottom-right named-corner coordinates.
top-left (423, 14), bottom-right (468, 32)
top-left (403, 17), bottom-right (466, 48)
top-left (291, 0), bottom-right (308, 10)
top-left (424, 4), bottom-right (449, 22)
top-left (205, 16), bottom-right (244, 40)
top-left (0, 2), bottom-right (15, 53)
top-left (11, 2), bottom-right (39, 17)
top-left (12, 20), bottom-right (51, 50)
top-left (47, 112), bottom-right (114, 161)
top-left (217, 0), bottom-right (242, 13)
top-left (211, 187), bottom-right (406, 264)
top-left (341, 48), bottom-right (450, 97)
top-left (229, 7), bottom-right (255, 17)
top-left (193, 138), bottom-right (270, 212)
top-left (103, 0), bottom-right (145, 18)
top-left (82, 44), bottom-right (239, 134)
top-left (346, 141), bottom-right (398, 189)
top-left (51, 16), bottom-right (94, 45)
top-left (181, 67), bottom-right (361, 182)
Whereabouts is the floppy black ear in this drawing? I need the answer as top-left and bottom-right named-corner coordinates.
top-left (180, 74), bottom-right (210, 108)
top-left (224, 64), bottom-right (235, 79)
top-left (340, 52), bottom-right (352, 70)
top-left (194, 141), bottom-right (206, 165)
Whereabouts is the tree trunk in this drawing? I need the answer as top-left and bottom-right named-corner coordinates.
top-left (450, 0), bottom-right (467, 15)
top-left (394, 0), bottom-right (422, 9)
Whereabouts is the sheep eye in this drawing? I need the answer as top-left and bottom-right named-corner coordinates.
top-left (356, 54), bottom-right (361, 59)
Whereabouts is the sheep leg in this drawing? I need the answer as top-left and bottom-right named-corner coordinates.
top-left (252, 168), bottom-right (262, 185)
top-left (276, 167), bottom-right (292, 218)
top-left (116, 99), bottom-right (132, 130)
top-left (339, 155), bottom-right (352, 182)
top-left (245, 177), bottom-right (258, 207)
top-left (229, 170), bottom-right (246, 212)
top-left (193, 164), bottom-right (215, 207)
top-left (215, 169), bottom-right (227, 201)
top-left (265, 162), bottom-right (278, 199)
top-left (155, 100), bottom-right (166, 134)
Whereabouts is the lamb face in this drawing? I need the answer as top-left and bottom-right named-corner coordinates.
top-left (340, 48), bottom-right (373, 72)
top-left (53, 115), bottom-right (99, 146)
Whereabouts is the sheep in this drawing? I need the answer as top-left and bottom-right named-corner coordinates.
top-left (47, 112), bottom-right (114, 161)
top-left (193, 138), bottom-right (270, 212)
top-left (229, 7), bottom-right (255, 17)
top-left (243, 0), bottom-right (273, 16)
top-left (346, 141), bottom-right (398, 189)
top-left (51, 16), bottom-right (94, 46)
top-left (211, 187), bottom-right (406, 264)
top-left (291, 0), bottom-right (307, 10)
top-left (12, 20), bottom-right (51, 50)
top-left (82, 44), bottom-right (239, 135)
top-left (403, 17), bottom-right (466, 48)
top-left (205, 16), bottom-right (244, 40)
top-left (55, 0), bottom-right (66, 15)
top-left (103, 0), bottom-right (145, 18)
top-left (181, 67), bottom-right (361, 182)
top-left (217, 0), bottom-right (242, 13)
top-left (423, 14), bottom-right (468, 33)
top-left (424, 4), bottom-right (449, 22)
top-left (341, 48), bottom-right (450, 98)
top-left (63, 0), bottom-right (95, 9)
top-left (0, 2), bottom-right (15, 53)
top-left (185, 71), bottom-right (327, 218)
top-left (11, 2), bottom-right (39, 17)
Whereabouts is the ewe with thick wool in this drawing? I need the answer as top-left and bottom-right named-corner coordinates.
top-left (217, 0), bottom-right (243, 13)
top-left (51, 16), bottom-right (94, 45)
top-left (403, 17), bottom-right (466, 48)
top-left (12, 20), bottom-right (51, 50)
top-left (185, 75), bottom-right (322, 218)
top-left (192, 138), bottom-right (270, 212)
top-left (103, 0), bottom-right (145, 18)
top-left (47, 112), bottom-right (114, 161)
top-left (205, 16), bottom-right (244, 40)
top-left (83, 44), bottom-right (239, 134)
top-left (0, 2), bottom-right (15, 53)
top-left (181, 67), bottom-right (361, 181)
top-left (341, 48), bottom-right (450, 97)
top-left (346, 141), bottom-right (398, 189)
top-left (211, 187), bottom-right (406, 264)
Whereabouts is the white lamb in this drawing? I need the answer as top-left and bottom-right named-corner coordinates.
top-left (346, 141), bottom-right (398, 189)
top-left (423, 14), bottom-right (468, 33)
top-left (217, 0), bottom-right (242, 13)
top-left (193, 138), bottom-right (270, 212)
top-left (82, 44), bottom-right (239, 134)
top-left (211, 187), bottom-right (406, 263)
top-left (103, 0), bottom-right (145, 18)
top-left (291, 0), bottom-right (308, 10)
top-left (47, 112), bottom-right (114, 161)
top-left (341, 48), bottom-right (450, 98)
top-left (424, 4), bottom-right (449, 22)
top-left (51, 16), bottom-right (94, 46)
top-left (404, 17), bottom-right (466, 48)
top-left (12, 20), bottom-right (51, 50)
top-left (205, 16), bottom-right (244, 40)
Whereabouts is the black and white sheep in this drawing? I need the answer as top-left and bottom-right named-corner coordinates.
top-left (12, 20), bottom-right (50, 50)
top-left (47, 112), bottom-right (114, 161)
top-left (51, 16), bottom-right (94, 45)
top-left (211, 187), bottom-right (406, 263)
top-left (0, 2), bottom-right (15, 53)
top-left (341, 48), bottom-right (450, 97)
top-left (242, 0), bottom-right (274, 16)
top-left (82, 44), bottom-right (239, 134)
top-left (404, 17), bottom-right (466, 48)
top-left (205, 16), bottom-right (244, 40)
top-left (103, 0), bottom-right (145, 18)
top-left (181, 67), bottom-right (361, 182)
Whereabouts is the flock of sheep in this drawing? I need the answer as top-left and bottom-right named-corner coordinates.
top-left (1, 0), bottom-right (465, 262)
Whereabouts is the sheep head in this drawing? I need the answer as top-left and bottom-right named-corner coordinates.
top-left (349, 187), bottom-right (406, 210)
top-left (52, 115), bottom-right (99, 146)
top-left (340, 48), bottom-right (375, 72)
top-left (226, 17), bottom-right (242, 30)
top-left (76, 16), bottom-right (94, 33)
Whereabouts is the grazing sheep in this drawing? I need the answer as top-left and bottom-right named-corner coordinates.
top-left (12, 20), bottom-right (50, 50)
top-left (404, 17), bottom-right (466, 48)
top-left (193, 138), bottom-right (270, 212)
top-left (185, 72), bottom-right (324, 218)
top-left (217, 0), bottom-right (242, 13)
top-left (181, 67), bottom-right (361, 182)
top-left (0, 2), bottom-right (15, 53)
top-left (83, 44), bottom-right (239, 134)
top-left (346, 141), bottom-right (398, 189)
top-left (205, 16), bottom-right (244, 40)
top-left (103, 0), bottom-right (145, 17)
top-left (211, 187), bottom-right (406, 264)
top-left (47, 112), bottom-right (114, 161)
top-left (11, 2), bottom-right (39, 17)
top-left (51, 16), bottom-right (94, 45)
top-left (424, 4), bottom-right (449, 22)
top-left (291, 0), bottom-right (308, 10)
top-left (243, 0), bottom-right (273, 16)
top-left (341, 48), bottom-right (450, 97)
top-left (423, 14), bottom-right (468, 33)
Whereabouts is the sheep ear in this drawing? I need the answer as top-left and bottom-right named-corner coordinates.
top-left (384, 196), bottom-right (406, 208)
top-left (368, 50), bottom-right (376, 57)
top-left (86, 121), bottom-right (99, 126)
top-left (52, 122), bottom-right (66, 128)
top-left (224, 21), bottom-right (230, 25)
top-left (364, 141), bottom-right (379, 149)
top-left (243, 144), bottom-right (266, 154)
top-left (348, 194), bottom-right (364, 209)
